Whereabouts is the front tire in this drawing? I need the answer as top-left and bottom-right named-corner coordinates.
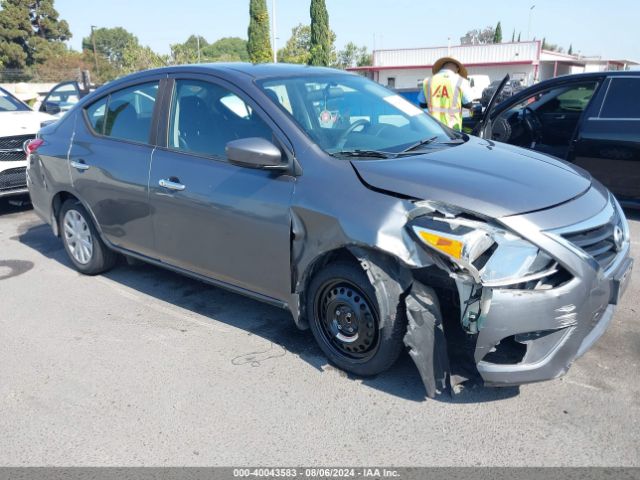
top-left (59, 199), bottom-right (117, 275)
top-left (307, 261), bottom-right (406, 376)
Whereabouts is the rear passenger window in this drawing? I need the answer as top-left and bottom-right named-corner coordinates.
top-left (168, 80), bottom-right (273, 158)
top-left (601, 78), bottom-right (640, 119)
top-left (84, 82), bottom-right (158, 144)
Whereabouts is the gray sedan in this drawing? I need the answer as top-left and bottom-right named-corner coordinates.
top-left (26, 64), bottom-right (633, 397)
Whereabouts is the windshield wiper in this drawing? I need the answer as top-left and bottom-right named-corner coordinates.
top-left (331, 149), bottom-right (395, 159)
top-left (401, 136), bottom-right (440, 153)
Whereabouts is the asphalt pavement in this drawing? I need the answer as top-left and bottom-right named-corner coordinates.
top-left (1, 195), bottom-right (639, 466)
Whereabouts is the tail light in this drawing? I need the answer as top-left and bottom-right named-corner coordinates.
top-left (24, 138), bottom-right (44, 155)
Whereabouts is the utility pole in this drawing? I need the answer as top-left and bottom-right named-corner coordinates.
top-left (272, 0), bottom-right (277, 63)
top-left (197, 36), bottom-right (201, 63)
top-left (90, 25), bottom-right (99, 78)
top-left (527, 4), bottom-right (536, 41)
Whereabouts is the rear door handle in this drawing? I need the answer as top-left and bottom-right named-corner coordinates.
top-left (159, 178), bottom-right (186, 191)
top-left (70, 160), bottom-right (90, 171)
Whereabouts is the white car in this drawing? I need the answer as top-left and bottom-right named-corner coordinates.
top-left (468, 74), bottom-right (491, 103)
top-left (0, 87), bottom-right (53, 198)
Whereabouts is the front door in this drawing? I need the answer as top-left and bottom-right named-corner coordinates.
top-left (148, 77), bottom-right (295, 301)
top-left (69, 80), bottom-right (161, 256)
top-left (487, 80), bottom-right (598, 160)
top-left (573, 76), bottom-right (640, 203)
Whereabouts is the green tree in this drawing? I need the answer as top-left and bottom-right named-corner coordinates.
top-left (460, 26), bottom-right (496, 45)
top-left (0, 0), bottom-right (71, 69)
top-left (542, 38), bottom-right (563, 52)
top-left (121, 41), bottom-right (167, 74)
top-left (511, 29), bottom-right (515, 42)
top-left (247, 0), bottom-right (272, 63)
top-left (493, 21), bottom-right (502, 43)
top-left (568, 44), bottom-right (573, 55)
top-left (277, 24), bottom-right (311, 64)
top-left (82, 27), bottom-right (138, 68)
top-left (357, 48), bottom-right (372, 67)
top-left (204, 37), bottom-right (249, 62)
top-left (309, 0), bottom-right (331, 66)
top-left (335, 42), bottom-right (371, 69)
top-left (517, 32), bottom-right (521, 42)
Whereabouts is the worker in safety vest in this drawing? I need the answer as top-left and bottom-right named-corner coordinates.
top-left (418, 57), bottom-right (472, 131)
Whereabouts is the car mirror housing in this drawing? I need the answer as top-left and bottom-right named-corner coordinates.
top-left (226, 137), bottom-right (288, 171)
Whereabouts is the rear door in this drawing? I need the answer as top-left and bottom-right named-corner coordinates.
top-left (148, 74), bottom-right (295, 301)
top-left (573, 76), bottom-right (640, 203)
top-left (68, 77), bottom-right (165, 256)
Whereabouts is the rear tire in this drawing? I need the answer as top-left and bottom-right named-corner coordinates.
top-left (59, 199), bottom-right (117, 275)
top-left (307, 261), bottom-right (406, 376)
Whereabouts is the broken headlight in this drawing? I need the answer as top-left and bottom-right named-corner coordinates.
top-left (410, 214), bottom-right (559, 288)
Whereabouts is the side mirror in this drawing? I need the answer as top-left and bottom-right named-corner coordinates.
top-left (43, 101), bottom-right (61, 115)
top-left (226, 137), bottom-right (288, 170)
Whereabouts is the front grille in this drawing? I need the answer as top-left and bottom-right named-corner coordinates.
top-left (0, 166), bottom-right (27, 191)
top-left (0, 150), bottom-right (26, 161)
top-left (0, 134), bottom-right (34, 150)
top-left (0, 135), bottom-right (32, 162)
top-left (561, 211), bottom-right (621, 270)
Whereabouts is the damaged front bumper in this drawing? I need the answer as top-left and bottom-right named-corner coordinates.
top-left (403, 189), bottom-right (632, 396)
top-left (472, 197), bottom-right (633, 387)
top-left (476, 252), bottom-right (632, 386)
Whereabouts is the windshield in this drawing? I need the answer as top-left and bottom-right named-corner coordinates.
top-left (259, 74), bottom-right (456, 155)
top-left (0, 87), bottom-right (30, 112)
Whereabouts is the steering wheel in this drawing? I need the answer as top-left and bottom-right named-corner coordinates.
top-left (521, 107), bottom-right (543, 147)
top-left (336, 119), bottom-right (370, 149)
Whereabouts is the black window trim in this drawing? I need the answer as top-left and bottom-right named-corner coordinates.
top-left (156, 73), bottom-right (296, 171)
top-left (489, 77), bottom-right (603, 136)
top-left (39, 81), bottom-right (81, 113)
top-left (81, 75), bottom-right (167, 147)
top-left (591, 75), bottom-right (640, 121)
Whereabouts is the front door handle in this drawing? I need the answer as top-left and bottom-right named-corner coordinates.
top-left (70, 160), bottom-right (90, 171)
top-left (159, 178), bottom-right (186, 191)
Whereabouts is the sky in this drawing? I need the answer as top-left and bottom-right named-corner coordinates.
top-left (56, 0), bottom-right (639, 61)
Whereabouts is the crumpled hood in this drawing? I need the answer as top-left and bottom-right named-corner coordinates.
top-left (351, 137), bottom-right (591, 218)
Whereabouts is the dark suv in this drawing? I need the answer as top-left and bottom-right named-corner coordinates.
top-left (480, 79), bottom-right (525, 106)
top-left (26, 64), bottom-right (632, 397)
top-left (467, 72), bottom-right (640, 207)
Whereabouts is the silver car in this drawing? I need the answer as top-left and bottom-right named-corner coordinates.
top-left (26, 64), bottom-right (633, 397)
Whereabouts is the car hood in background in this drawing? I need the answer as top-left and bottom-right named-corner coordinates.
top-left (0, 111), bottom-right (54, 137)
top-left (351, 137), bottom-right (591, 218)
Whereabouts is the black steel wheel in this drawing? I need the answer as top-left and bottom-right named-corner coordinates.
top-left (314, 279), bottom-right (380, 362)
top-left (306, 261), bottom-right (407, 377)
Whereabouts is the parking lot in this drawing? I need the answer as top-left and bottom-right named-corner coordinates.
top-left (1, 196), bottom-right (639, 467)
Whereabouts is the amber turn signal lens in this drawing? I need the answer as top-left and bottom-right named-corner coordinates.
top-left (416, 230), bottom-right (464, 260)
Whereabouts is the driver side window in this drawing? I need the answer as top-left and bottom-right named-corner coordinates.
top-left (492, 82), bottom-right (597, 146)
top-left (168, 79), bottom-right (273, 159)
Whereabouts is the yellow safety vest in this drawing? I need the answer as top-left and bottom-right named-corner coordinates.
top-left (424, 71), bottom-right (464, 131)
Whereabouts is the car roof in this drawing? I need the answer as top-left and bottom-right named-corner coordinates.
top-left (117, 63), bottom-right (352, 84)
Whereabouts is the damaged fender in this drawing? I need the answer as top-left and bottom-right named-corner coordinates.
top-left (404, 281), bottom-right (451, 398)
top-left (348, 247), bottom-right (451, 398)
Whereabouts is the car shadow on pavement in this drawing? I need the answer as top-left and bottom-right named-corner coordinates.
top-left (0, 195), bottom-right (32, 216)
top-left (16, 221), bottom-right (519, 404)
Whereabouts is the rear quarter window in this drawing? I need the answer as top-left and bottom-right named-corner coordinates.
top-left (600, 78), bottom-right (640, 119)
